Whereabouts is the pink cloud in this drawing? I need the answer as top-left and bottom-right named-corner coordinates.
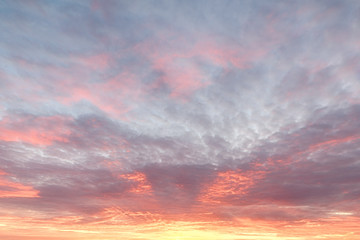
top-left (134, 34), bottom-right (273, 100)
top-left (136, 45), bottom-right (210, 99)
top-left (0, 170), bottom-right (39, 198)
top-left (192, 39), bottom-right (267, 69)
top-left (0, 115), bottom-right (71, 146)
top-left (54, 69), bottom-right (141, 118)
top-left (73, 53), bottom-right (111, 71)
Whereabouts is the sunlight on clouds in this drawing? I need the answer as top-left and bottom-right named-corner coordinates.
top-left (1, 0), bottom-right (360, 239)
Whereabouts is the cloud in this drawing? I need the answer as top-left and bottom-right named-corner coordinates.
top-left (1, 0), bottom-right (360, 239)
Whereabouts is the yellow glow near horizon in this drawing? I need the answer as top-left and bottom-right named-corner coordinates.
top-left (2, 215), bottom-right (359, 240)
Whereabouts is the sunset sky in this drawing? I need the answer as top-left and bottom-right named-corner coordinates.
top-left (1, 0), bottom-right (360, 239)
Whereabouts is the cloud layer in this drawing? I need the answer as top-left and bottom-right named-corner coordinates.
top-left (1, 0), bottom-right (360, 239)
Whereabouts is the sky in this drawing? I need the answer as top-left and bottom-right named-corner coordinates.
top-left (0, 0), bottom-right (360, 239)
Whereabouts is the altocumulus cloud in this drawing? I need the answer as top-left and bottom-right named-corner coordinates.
top-left (0, 0), bottom-right (360, 239)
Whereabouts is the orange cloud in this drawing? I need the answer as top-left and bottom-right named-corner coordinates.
top-left (199, 169), bottom-right (265, 204)
top-left (120, 171), bottom-right (152, 194)
top-left (308, 135), bottom-right (360, 152)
